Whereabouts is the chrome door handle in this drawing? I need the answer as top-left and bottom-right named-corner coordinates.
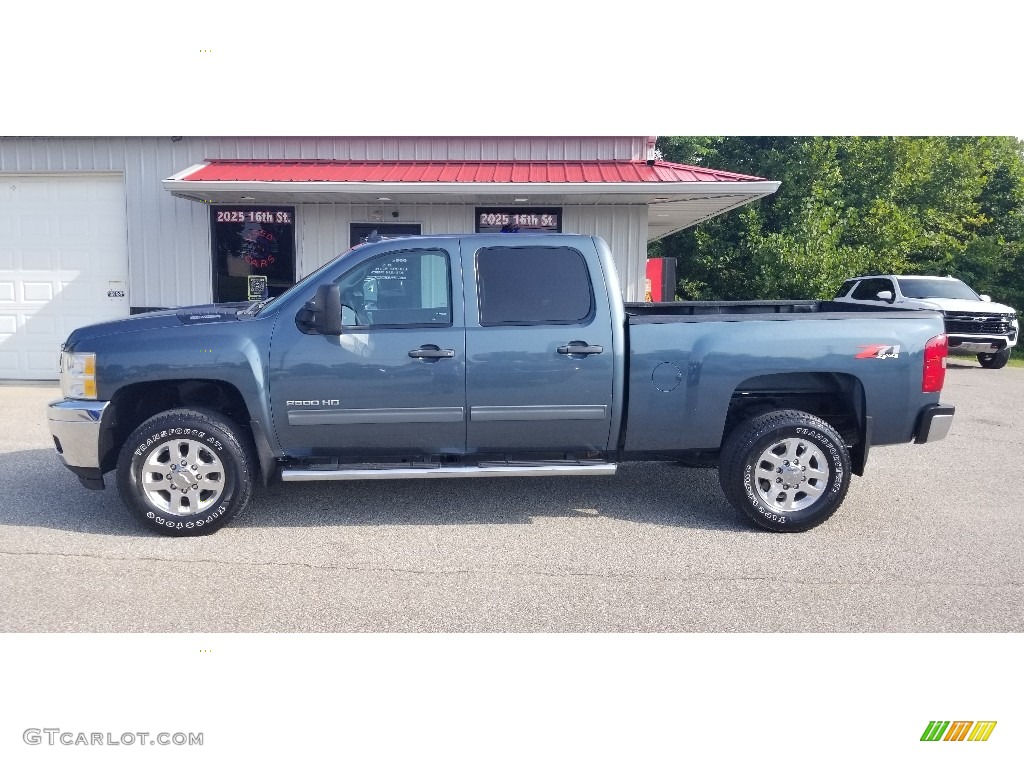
top-left (557, 342), bottom-right (604, 356)
top-left (409, 345), bottom-right (455, 359)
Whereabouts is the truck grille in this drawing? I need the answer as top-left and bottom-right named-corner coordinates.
top-left (943, 313), bottom-right (1013, 335)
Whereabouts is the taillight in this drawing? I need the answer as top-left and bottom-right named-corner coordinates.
top-left (922, 334), bottom-right (947, 392)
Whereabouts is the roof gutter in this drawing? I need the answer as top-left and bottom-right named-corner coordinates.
top-left (162, 179), bottom-right (782, 197)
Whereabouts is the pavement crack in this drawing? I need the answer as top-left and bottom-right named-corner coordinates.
top-left (0, 549), bottom-right (1020, 589)
top-left (0, 548), bottom-right (472, 577)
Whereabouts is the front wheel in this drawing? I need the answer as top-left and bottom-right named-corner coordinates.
top-left (977, 349), bottom-right (1011, 369)
top-left (116, 408), bottom-right (256, 536)
top-left (718, 410), bottom-right (851, 532)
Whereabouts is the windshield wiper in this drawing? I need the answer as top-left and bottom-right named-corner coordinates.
top-left (240, 296), bottom-right (276, 316)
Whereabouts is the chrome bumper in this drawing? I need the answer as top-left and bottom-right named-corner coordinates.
top-left (914, 403), bottom-right (955, 444)
top-left (948, 340), bottom-right (1009, 354)
top-left (48, 399), bottom-right (110, 469)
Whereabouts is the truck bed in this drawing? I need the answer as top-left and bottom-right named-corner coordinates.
top-left (620, 300), bottom-right (945, 454)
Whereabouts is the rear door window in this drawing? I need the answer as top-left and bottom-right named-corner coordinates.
top-left (475, 246), bottom-right (594, 326)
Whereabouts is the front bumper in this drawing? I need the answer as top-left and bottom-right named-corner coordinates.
top-left (47, 399), bottom-right (110, 488)
top-left (947, 337), bottom-right (1012, 354)
top-left (914, 403), bottom-right (955, 444)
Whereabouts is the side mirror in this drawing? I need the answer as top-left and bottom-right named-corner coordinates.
top-left (299, 280), bottom-right (346, 333)
top-left (876, 290), bottom-right (894, 303)
top-left (313, 283), bottom-right (344, 335)
top-left (979, 294), bottom-right (992, 303)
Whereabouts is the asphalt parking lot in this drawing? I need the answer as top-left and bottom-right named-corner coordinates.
top-left (1, 361), bottom-right (1022, 632)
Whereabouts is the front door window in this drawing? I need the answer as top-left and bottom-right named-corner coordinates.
top-left (335, 249), bottom-right (452, 329)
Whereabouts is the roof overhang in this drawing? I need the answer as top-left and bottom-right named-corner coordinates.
top-left (646, 194), bottom-right (772, 240)
top-left (163, 160), bottom-right (780, 241)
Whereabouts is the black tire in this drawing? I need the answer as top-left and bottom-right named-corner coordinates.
top-left (718, 409), bottom-right (851, 532)
top-left (116, 408), bottom-right (256, 536)
top-left (977, 349), bottom-right (1011, 369)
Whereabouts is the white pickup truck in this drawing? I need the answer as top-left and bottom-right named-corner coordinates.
top-left (834, 275), bottom-right (1018, 369)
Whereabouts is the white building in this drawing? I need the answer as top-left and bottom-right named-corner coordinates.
top-left (0, 136), bottom-right (779, 379)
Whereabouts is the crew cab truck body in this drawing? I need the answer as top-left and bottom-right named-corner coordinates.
top-left (48, 234), bottom-right (954, 536)
top-left (833, 274), bottom-right (1018, 369)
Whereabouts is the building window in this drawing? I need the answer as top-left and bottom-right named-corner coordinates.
top-left (211, 206), bottom-right (296, 303)
top-left (475, 208), bottom-right (562, 234)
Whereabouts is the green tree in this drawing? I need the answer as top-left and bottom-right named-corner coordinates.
top-left (653, 136), bottom-right (1024, 305)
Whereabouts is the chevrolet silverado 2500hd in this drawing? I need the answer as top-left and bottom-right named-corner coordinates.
top-left (48, 234), bottom-right (955, 535)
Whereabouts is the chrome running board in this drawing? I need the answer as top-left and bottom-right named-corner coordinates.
top-left (280, 460), bottom-right (617, 482)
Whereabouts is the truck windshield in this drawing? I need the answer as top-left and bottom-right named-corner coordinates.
top-left (897, 278), bottom-right (980, 301)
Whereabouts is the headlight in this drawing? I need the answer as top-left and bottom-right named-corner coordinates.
top-left (60, 351), bottom-right (97, 399)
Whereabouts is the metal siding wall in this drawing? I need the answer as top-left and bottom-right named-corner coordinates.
top-left (294, 203), bottom-right (645, 299)
top-left (0, 136), bottom-right (643, 167)
top-left (296, 204), bottom-right (476, 277)
top-left (126, 137), bottom-right (209, 308)
top-left (1, 137), bottom-right (215, 308)
top-left (0, 137), bottom-right (649, 307)
top-left (365, 138), bottom-right (641, 162)
top-left (563, 206), bottom-right (649, 301)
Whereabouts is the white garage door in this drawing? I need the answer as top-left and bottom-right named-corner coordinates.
top-left (0, 174), bottom-right (129, 379)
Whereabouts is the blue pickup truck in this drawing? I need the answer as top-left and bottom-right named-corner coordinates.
top-left (48, 234), bottom-right (954, 536)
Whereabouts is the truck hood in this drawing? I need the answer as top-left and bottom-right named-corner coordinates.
top-left (906, 297), bottom-right (1016, 315)
top-left (64, 302), bottom-right (253, 348)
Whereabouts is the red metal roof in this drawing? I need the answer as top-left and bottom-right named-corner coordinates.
top-left (181, 159), bottom-right (764, 184)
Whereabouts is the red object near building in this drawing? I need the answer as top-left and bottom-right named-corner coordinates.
top-left (645, 258), bottom-right (676, 302)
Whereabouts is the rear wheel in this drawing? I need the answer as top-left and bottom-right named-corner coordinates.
top-left (116, 408), bottom-right (256, 536)
top-left (718, 410), bottom-right (851, 532)
top-left (977, 349), bottom-right (1011, 369)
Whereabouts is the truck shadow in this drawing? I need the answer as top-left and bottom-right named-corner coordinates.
top-left (242, 462), bottom-right (748, 532)
top-left (0, 450), bottom-right (750, 535)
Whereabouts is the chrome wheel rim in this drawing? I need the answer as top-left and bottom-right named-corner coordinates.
top-left (141, 438), bottom-right (226, 516)
top-left (752, 437), bottom-right (829, 513)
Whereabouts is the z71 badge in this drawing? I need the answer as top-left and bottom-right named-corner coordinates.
top-left (855, 344), bottom-right (901, 359)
